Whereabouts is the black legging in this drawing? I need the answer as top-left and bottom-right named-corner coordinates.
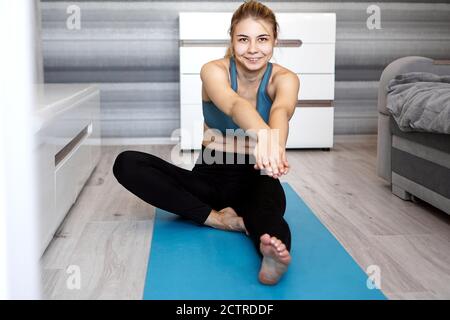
top-left (112, 145), bottom-right (291, 254)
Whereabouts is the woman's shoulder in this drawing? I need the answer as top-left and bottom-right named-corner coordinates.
top-left (201, 58), bottom-right (231, 86)
top-left (201, 58), bottom-right (231, 102)
top-left (271, 63), bottom-right (297, 82)
top-left (268, 63), bottom-right (299, 101)
top-left (202, 58), bottom-right (229, 74)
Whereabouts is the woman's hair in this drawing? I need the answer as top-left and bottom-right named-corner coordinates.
top-left (224, 0), bottom-right (279, 58)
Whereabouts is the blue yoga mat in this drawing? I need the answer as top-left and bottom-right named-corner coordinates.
top-left (143, 182), bottom-right (387, 300)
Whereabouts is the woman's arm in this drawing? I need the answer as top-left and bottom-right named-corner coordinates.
top-left (254, 71), bottom-right (299, 178)
top-left (230, 98), bottom-right (271, 139)
top-left (268, 72), bottom-right (300, 148)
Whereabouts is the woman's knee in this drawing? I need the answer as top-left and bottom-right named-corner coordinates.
top-left (271, 180), bottom-right (287, 215)
top-left (112, 150), bottom-right (136, 180)
top-left (258, 179), bottom-right (286, 215)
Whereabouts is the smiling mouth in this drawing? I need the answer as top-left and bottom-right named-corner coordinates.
top-left (246, 57), bottom-right (262, 62)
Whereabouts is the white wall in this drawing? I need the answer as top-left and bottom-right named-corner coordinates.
top-left (0, 0), bottom-right (41, 299)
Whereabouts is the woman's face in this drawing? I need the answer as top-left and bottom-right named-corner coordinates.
top-left (232, 17), bottom-right (276, 71)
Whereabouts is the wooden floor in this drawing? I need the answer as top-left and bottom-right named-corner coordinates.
top-left (40, 135), bottom-right (450, 299)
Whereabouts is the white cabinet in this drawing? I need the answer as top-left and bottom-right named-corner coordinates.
top-left (179, 12), bottom-right (336, 150)
top-left (180, 104), bottom-right (204, 150)
top-left (34, 84), bottom-right (101, 256)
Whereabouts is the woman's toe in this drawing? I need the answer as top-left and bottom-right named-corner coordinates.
top-left (260, 234), bottom-right (271, 244)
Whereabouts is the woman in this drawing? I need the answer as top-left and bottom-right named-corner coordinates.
top-left (113, 0), bottom-right (299, 285)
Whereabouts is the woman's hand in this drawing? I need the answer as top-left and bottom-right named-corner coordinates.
top-left (252, 129), bottom-right (290, 179)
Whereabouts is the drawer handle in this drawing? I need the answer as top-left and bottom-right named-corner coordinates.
top-left (180, 39), bottom-right (302, 47)
top-left (297, 100), bottom-right (333, 107)
top-left (433, 59), bottom-right (450, 65)
top-left (278, 39), bottom-right (302, 47)
top-left (55, 122), bottom-right (92, 168)
top-left (180, 40), bottom-right (228, 47)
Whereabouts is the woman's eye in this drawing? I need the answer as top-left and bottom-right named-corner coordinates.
top-left (238, 38), bottom-right (268, 42)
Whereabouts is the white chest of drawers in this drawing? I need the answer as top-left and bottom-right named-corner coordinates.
top-left (179, 12), bottom-right (336, 150)
top-left (34, 84), bottom-right (101, 256)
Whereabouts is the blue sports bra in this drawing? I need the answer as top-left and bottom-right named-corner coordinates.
top-left (202, 56), bottom-right (273, 135)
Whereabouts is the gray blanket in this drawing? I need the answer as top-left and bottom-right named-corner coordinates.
top-left (386, 72), bottom-right (450, 134)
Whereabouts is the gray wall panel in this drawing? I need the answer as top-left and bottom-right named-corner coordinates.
top-left (44, 70), bottom-right (177, 82)
top-left (41, 1), bottom-right (450, 137)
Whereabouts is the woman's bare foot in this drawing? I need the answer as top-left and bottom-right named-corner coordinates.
top-left (258, 234), bottom-right (291, 285)
top-left (204, 207), bottom-right (248, 235)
